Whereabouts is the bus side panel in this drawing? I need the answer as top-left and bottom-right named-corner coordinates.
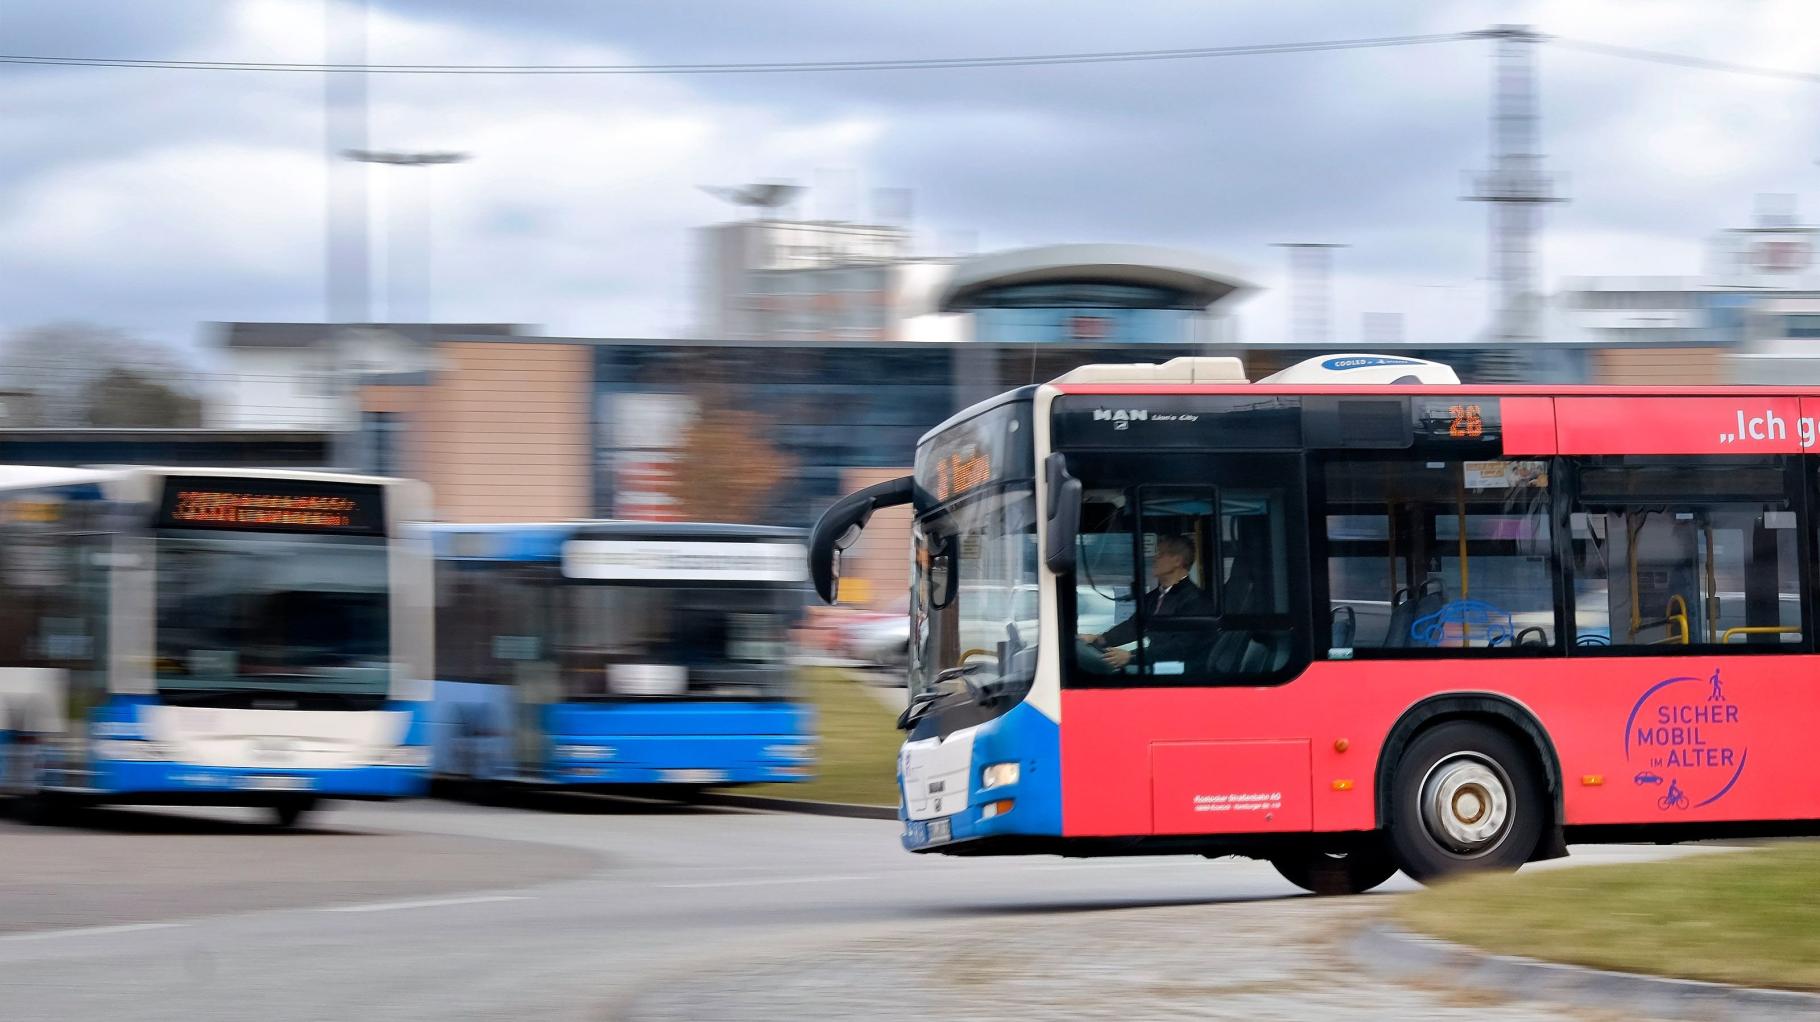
top-left (543, 701), bottom-right (815, 785)
top-left (1059, 655), bottom-right (1820, 837)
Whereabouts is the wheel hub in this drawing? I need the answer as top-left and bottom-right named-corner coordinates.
top-left (1420, 755), bottom-right (1510, 855)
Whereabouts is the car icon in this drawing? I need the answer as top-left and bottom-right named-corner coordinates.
top-left (1410, 599), bottom-right (1514, 648)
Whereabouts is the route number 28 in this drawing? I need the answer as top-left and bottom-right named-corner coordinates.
top-left (1448, 404), bottom-right (1484, 439)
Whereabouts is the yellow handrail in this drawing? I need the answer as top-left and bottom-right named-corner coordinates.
top-left (1667, 595), bottom-right (1690, 646)
top-left (1721, 626), bottom-right (1800, 644)
top-left (1644, 596), bottom-right (1691, 646)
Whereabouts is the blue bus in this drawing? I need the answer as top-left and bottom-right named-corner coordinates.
top-left (0, 467), bottom-right (434, 827)
top-left (424, 522), bottom-right (815, 793)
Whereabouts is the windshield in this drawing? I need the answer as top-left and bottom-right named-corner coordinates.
top-left (909, 488), bottom-right (1040, 708)
top-left (155, 532), bottom-right (392, 699)
top-left (559, 584), bottom-right (797, 699)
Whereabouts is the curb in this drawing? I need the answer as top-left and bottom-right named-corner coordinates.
top-left (1352, 922), bottom-right (1820, 1021)
top-left (695, 792), bottom-right (898, 821)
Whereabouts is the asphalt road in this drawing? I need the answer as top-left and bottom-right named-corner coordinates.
top-left (0, 796), bottom-right (1707, 1021)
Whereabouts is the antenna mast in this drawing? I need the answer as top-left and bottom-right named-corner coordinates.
top-left (1467, 26), bottom-right (1564, 376)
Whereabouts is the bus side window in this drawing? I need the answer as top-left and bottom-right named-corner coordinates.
top-left (1569, 455), bottom-right (1803, 650)
top-left (1321, 455), bottom-right (1555, 655)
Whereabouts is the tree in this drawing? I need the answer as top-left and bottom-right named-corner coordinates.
top-left (669, 398), bottom-right (794, 524)
top-left (82, 368), bottom-right (203, 428)
top-left (0, 323), bottom-right (204, 428)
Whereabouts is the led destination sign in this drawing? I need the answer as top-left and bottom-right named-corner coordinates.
top-left (155, 478), bottom-right (386, 535)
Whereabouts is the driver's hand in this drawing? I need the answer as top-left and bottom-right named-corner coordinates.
top-left (1102, 647), bottom-right (1131, 670)
top-left (1079, 633), bottom-right (1102, 645)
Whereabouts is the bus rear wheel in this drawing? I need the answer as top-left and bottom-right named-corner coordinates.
top-left (1388, 721), bottom-right (1543, 883)
top-left (1269, 845), bottom-right (1398, 896)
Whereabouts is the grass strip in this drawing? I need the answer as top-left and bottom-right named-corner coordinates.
top-left (1398, 844), bottom-right (1820, 991)
top-left (743, 668), bottom-right (901, 807)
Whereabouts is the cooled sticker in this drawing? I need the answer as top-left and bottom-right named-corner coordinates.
top-left (1319, 356), bottom-right (1425, 371)
top-left (1624, 668), bottom-right (1747, 811)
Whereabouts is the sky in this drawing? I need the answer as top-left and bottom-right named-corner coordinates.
top-left (4, 0), bottom-right (1820, 355)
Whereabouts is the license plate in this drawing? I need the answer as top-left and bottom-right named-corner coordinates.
top-left (662, 769), bottom-right (726, 784)
top-left (241, 775), bottom-right (311, 791)
top-left (927, 817), bottom-right (952, 843)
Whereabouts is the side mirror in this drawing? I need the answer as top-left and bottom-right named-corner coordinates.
top-left (807, 475), bottom-right (913, 604)
top-left (1043, 452), bottom-right (1082, 575)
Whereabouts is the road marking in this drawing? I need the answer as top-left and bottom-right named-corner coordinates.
top-left (659, 874), bottom-right (878, 890)
top-left (1, 922), bottom-right (186, 942)
top-left (322, 895), bottom-right (529, 914)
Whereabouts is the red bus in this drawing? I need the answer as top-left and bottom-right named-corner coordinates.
top-left (808, 353), bottom-right (1820, 893)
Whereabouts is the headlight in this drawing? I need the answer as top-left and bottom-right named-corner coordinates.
top-left (91, 740), bottom-right (167, 761)
top-left (374, 745), bottom-right (430, 768)
top-left (554, 744), bottom-right (614, 761)
top-left (980, 761), bottom-right (1020, 790)
top-left (765, 743), bottom-right (815, 761)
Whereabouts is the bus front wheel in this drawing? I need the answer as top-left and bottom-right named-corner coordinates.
top-left (270, 797), bottom-right (318, 829)
top-left (1269, 845), bottom-right (1398, 896)
top-left (1387, 721), bottom-right (1543, 883)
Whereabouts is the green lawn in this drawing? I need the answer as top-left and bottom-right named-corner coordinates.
top-left (1399, 843), bottom-right (1820, 990)
top-left (744, 668), bottom-right (902, 806)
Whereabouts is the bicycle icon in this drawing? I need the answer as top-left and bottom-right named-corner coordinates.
top-left (1657, 778), bottom-right (1689, 811)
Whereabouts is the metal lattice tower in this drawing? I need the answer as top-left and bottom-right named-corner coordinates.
top-left (1273, 243), bottom-right (1347, 345)
top-left (1467, 26), bottom-right (1564, 378)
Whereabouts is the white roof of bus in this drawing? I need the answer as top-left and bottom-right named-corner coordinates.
top-left (0, 466), bottom-right (122, 491)
top-left (90, 465), bottom-right (405, 486)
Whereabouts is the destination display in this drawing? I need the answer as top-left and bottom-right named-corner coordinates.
top-left (155, 477), bottom-right (386, 535)
top-left (916, 401), bottom-right (1033, 502)
top-left (1411, 395), bottom-right (1503, 445)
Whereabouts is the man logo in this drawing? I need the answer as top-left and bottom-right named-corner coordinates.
top-left (1093, 408), bottom-right (1147, 431)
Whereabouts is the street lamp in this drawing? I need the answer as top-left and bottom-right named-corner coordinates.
top-left (344, 150), bottom-right (470, 168)
top-left (342, 149), bottom-right (470, 322)
top-left (334, 148), bottom-right (469, 470)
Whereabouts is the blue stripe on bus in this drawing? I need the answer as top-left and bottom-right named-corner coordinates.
top-left (902, 700), bottom-right (1062, 851)
top-left (429, 681), bottom-right (814, 785)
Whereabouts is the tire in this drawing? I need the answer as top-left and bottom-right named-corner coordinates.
top-left (270, 797), bottom-right (318, 829)
top-left (1270, 844), bottom-right (1398, 896)
top-left (1387, 721), bottom-right (1544, 883)
top-left (14, 789), bottom-right (70, 827)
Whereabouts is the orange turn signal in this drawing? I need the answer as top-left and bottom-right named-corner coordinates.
top-left (1581, 775), bottom-right (1604, 787)
top-left (1334, 738), bottom-right (1350, 753)
top-left (1331, 779), bottom-right (1354, 791)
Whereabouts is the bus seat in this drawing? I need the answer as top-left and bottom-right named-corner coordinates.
top-left (1331, 606), bottom-right (1357, 650)
top-left (1384, 579), bottom-right (1446, 648)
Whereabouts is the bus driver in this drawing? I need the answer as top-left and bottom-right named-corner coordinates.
top-left (1079, 535), bottom-right (1214, 672)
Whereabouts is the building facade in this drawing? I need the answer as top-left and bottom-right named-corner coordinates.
top-left (1555, 201), bottom-right (1820, 374)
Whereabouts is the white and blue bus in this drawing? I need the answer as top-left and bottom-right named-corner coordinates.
top-left (0, 467), bottom-right (434, 826)
top-left (424, 522), bottom-right (815, 793)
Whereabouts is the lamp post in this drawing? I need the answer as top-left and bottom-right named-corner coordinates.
top-left (334, 149), bottom-right (468, 470)
top-left (343, 150), bottom-right (470, 323)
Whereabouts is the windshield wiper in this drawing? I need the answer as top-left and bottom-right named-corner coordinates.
top-left (896, 664), bottom-right (992, 730)
top-left (897, 689), bottom-right (941, 731)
